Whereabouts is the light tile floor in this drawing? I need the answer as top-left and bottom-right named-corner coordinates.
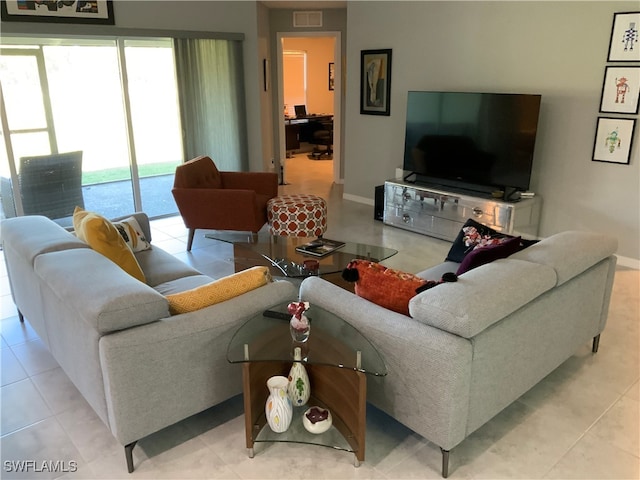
top-left (1, 154), bottom-right (638, 479)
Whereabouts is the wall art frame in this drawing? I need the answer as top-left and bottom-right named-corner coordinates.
top-left (592, 117), bottom-right (636, 165)
top-left (600, 66), bottom-right (640, 114)
top-left (1, 0), bottom-right (114, 25)
top-left (328, 62), bottom-right (335, 91)
top-left (360, 49), bottom-right (392, 116)
top-left (607, 11), bottom-right (640, 62)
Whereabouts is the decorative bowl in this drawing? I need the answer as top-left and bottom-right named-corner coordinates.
top-left (302, 406), bottom-right (332, 434)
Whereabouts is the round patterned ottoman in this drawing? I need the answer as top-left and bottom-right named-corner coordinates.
top-left (267, 194), bottom-right (328, 237)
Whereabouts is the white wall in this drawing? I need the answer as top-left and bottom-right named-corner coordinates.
top-left (344, 1), bottom-right (639, 262)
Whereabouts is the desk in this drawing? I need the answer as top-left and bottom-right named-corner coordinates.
top-left (285, 115), bottom-right (333, 150)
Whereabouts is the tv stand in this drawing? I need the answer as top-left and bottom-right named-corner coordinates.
top-left (383, 180), bottom-right (541, 242)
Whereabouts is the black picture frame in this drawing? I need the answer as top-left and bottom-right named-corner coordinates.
top-left (607, 11), bottom-right (640, 62)
top-left (592, 117), bottom-right (636, 165)
top-left (0, 0), bottom-right (115, 25)
top-left (328, 62), bottom-right (335, 91)
top-left (599, 66), bottom-right (640, 115)
top-left (360, 49), bottom-right (392, 116)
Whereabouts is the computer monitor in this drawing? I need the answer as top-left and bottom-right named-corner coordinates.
top-left (294, 105), bottom-right (307, 117)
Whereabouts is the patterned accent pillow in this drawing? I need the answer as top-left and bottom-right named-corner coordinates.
top-left (446, 218), bottom-right (514, 263)
top-left (112, 216), bottom-right (151, 252)
top-left (165, 266), bottom-right (272, 315)
top-left (342, 259), bottom-right (441, 316)
top-left (72, 207), bottom-right (146, 283)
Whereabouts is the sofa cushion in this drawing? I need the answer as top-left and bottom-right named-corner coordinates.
top-left (112, 216), bottom-right (151, 252)
top-left (446, 218), bottom-right (514, 263)
top-left (73, 207), bottom-right (146, 283)
top-left (456, 236), bottom-right (522, 275)
top-left (409, 259), bottom-right (557, 338)
top-left (509, 231), bottom-right (618, 286)
top-left (153, 275), bottom-right (215, 296)
top-left (165, 266), bottom-right (272, 315)
top-left (134, 248), bottom-right (203, 287)
top-left (342, 260), bottom-right (442, 316)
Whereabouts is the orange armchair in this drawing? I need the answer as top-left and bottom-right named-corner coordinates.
top-left (172, 156), bottom-right (279, 251)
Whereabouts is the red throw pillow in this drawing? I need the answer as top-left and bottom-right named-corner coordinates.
top-left (342, 260), bottom-right (440, 316)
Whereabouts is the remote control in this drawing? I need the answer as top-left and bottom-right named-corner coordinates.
top-left (263, 310), bottom-right (291, 321)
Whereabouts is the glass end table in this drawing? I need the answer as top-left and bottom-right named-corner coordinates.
top-left (227, 302), bottom-right (387, 466)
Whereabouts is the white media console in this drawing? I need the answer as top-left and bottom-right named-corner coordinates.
top-left (383, 180), bottom-right (541, 242)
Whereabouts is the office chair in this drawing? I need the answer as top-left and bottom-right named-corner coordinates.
top-left (311, 119), bottom-right (333, 158)
top-left (171, 156), bottom-right (278, 251)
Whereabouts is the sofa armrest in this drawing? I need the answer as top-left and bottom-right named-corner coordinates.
top-left (299, 276), bottom-right (473, 449)
top-left (98, 279), bottom-right (297, 445)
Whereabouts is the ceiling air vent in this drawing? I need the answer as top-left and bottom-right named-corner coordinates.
top-left (293, 11), bottom-right (322, 28)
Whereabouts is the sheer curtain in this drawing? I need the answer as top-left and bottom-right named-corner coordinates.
top-left (173, 38), bottom-right (248, 171)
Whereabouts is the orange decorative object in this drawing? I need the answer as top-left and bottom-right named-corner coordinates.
top-left (172, 156), bottom-right (278, 251)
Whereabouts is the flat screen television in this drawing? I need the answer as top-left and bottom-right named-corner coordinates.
top-left (402, 91), bottom-right (542, 195)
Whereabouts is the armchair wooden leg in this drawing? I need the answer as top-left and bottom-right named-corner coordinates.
top-left (187, 228), bottom-right (195, 252)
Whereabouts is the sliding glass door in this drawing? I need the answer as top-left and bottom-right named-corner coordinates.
top-left (0, 37), bottom-right (182, 224)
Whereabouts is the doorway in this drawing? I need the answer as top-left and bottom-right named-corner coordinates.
top-left (277, 32), bottom-right (341, 185)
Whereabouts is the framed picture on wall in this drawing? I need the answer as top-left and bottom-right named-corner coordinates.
top-left (592, 117), bottom-right (636, 164)
top-left (0, 0), bottom-right (114, 25)
top-left (600, 66), bottom-right (640, 114)
top-left (360, 49), bottom-right (392, 116)
top-left (607, 11), bottom-right (640, 62)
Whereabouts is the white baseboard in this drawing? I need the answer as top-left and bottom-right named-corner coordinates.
top-left (342, 193), bottom-right (374, 206)
top-left (616, 255), bottom-right (640, 270)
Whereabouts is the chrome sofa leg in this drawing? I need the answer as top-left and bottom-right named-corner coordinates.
top-left (440, 448), bottom-right (450, 478)
top-left (125, 441), bottom-right (137, 473)
top-left (592, 334), bottom-right (601, 353)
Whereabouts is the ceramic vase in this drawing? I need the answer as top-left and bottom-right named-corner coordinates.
top-left (287, 347), bottom-right (310, 407)
top-left (289, 313), bottom-right (311, 343)
top-left (265, 376), bottom-right (292, 433)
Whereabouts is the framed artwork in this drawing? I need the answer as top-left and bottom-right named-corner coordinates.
top-left (600, 66), bottom-right (640, 114)
top-left (360, 49), bottom-right (392, 116)
top-left (0, 0), bottom-right (114, 25)
top-left (592, 117), bottom-right (636, 164)
top-left (328, 62), bottom-right (335, 91)
top-left (607, 11), bottom-right (640, 62)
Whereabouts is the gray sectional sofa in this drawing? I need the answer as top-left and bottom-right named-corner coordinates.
top-left (1, 213), bottom-right (298, 473)
top-left (299, 230), bottom-right (618, 477)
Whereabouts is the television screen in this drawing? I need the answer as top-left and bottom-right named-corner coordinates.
top-left (403, 91), bottom-right (541, 192)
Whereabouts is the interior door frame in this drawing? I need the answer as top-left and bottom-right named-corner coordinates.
top-left (276, 31), bottom-right (342, 184)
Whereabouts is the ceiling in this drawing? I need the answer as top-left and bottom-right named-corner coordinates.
top-left (260, 1), bottom-right (347, 9)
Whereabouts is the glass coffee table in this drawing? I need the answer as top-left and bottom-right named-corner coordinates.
top-left (227, 302), bottom-right (387, 466)
top-left (205, 232), bottom-right (397, 279)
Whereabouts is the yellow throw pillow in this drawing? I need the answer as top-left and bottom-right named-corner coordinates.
top-left (166, 266), bottom-right (272, 315)
top-left (73, 207), bottom-right (146, 283)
